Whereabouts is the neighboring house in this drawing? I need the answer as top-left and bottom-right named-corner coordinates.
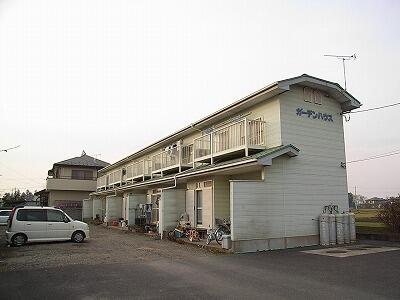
top-left (46, 151), bottom-right (109, 220)
top-left (90, 74), bottom-right (361, 253)
top-left (363, 197), bottom-right (387, 208)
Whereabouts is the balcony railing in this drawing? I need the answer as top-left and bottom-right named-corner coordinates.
top-left (126, 160), bottom-right (152, 181)
top-left (151, 144), bottom-right (192, 175)
top-left (97, 175), bottom-right (106, 189)
top-left (107, 169), bottom-right (122, 187)
top-left (193, 118), bottom-right (266, 162)
top-left (181, 144), bottom-right (193, 165)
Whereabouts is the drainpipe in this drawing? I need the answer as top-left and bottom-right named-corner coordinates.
top-left (161, 173), bottom-right (178, 191)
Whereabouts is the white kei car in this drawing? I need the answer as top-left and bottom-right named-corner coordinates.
top-left (0, 209), bottom-right (12, 225)
top-left (6, 206), bottom-right (89, 246)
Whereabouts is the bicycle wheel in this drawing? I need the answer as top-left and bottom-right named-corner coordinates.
top-left (215, 227), bottom-right (230, 245)
top-left (206, 234), bottom-right (212, 245)
top-left (167, 230), bottom-right (175, 240)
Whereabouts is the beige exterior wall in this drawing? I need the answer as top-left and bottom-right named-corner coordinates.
top-left (213, 177), bottom-right (230, 224)
top-left (277, 86), bottom-right (348, 236)
top-left (56, 166), bottom-right (97, 179)
top-left (47, 178), bottom-right (97, 191)
top-left (98, 95), bottom-right (282, 182)
top-left (229, 86), bottom-right (349, 252)
top-left (48, 190), bottom-right (91, 206)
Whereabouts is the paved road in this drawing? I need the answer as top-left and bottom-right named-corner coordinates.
top-left (0, 225), bottom-right (399, 299)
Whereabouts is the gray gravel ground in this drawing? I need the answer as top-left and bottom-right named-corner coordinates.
top-left (0, 224), bottom-right (214, 272)
top-left (1, 225), bottom-right (400, 299)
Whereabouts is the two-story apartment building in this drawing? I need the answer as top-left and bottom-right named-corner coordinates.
top-left (90, 74), bottom-right (361, 253)
top-left (46, 151), bottom-right (109, 220)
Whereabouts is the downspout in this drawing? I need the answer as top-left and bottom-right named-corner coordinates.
top-left (161, 173), bottom-right (178, 191)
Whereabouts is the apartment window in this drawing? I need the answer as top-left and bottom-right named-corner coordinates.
top-left (71, 170), bottom-right (93, 180)
top-left (304, 87), bottom-right (322, 105)
top-left (313, 90), bottom-right (322, 105)
top-left (203, 181), bottom-right (212, 188)
top-left (196, 190), bottom-right (203, 225)
top-left (304, 87), bottom-right (313, 103)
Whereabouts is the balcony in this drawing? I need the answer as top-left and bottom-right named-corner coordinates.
top-left (97, 175), bottom-right (106, 191)
top-left (47, 177), bottom-right (97, 192)
top-left (126, 159), bottom-right (152, 182)
top-left (193, 118), bottom-right (266, 163)
top-left (151, 144), bottom-right (193, 176)
top-left (106, 169), bottom-right (122, 188)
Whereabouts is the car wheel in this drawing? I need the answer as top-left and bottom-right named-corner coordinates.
top-left (71, 231), bottom-right (85, 243)
top-left (11, 233), bottom-right (27, 247)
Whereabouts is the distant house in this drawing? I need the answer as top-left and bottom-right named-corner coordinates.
top-left (45, 151), bottom-right (109, 220)
top-left (365, 197), bottom-right (387, 208)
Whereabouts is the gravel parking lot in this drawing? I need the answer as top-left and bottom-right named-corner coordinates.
top-left (0, 224), bottom-right (213, 272)
top-left (1, 224), bottom-right (399, 299)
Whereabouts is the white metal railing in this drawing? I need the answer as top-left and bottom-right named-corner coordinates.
top-left (107, 169), bottom-right (122, 186)
top-left (126, 160), bottom-right (152, 180)
top-left (247, 119), bottom-right (266, 146)
top-left (152, 153), bottom-right (163, 173)
top-left (181, 144), bottom-right (193, 165)
top-left (97, 175), bottom-right (106, 188)
top-left (193, 135), bottom-right (211, 160)
top-left (152, 144), bottom-right (192, 173)
top-left (164, 147), bottom-right (179, 169)
top-left (193, 118), bottom-right (266, 161)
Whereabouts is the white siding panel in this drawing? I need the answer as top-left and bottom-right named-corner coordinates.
top-left (160, 189), bottom-right (186, 234)
top-left (105, 196), bottom-right (123, 222)
top-left (82, 199), bottom-right (93, 219)
top-left (92, 198), bottom-right (104, 220)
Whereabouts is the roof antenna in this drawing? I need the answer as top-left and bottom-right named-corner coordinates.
top-left (324, 53), bottom-right (356, 90)
top-left (81, 150), bottom-right (86, 156)
top-left (92, 154), bottom-right (101, 162)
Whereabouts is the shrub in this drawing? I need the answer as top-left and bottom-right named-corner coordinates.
top-left (378, 201), bottom-right (400, 233)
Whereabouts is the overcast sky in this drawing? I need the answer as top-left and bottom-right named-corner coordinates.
top-left (0, 0), bottom-right (399, 198)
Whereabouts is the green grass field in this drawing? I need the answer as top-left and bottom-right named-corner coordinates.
top-left (352, 209), bottom-right (388, 234)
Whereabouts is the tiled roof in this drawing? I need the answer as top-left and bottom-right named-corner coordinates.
top-left (54, 153), bottom-right (109, 169)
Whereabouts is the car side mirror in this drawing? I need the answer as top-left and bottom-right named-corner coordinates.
top-left (63, 217), bottom-right (70, 223)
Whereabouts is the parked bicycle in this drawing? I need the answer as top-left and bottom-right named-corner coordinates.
top-left (168, 223), bottom-right (200, 242)
top-left (206, 218), bottom-right (231, 245)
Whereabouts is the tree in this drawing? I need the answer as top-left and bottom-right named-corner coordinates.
top-left (1, 189), bottom-right (35, 207)
top-left (378, 199), bottom-right (400, 233)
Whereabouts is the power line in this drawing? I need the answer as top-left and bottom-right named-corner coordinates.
top-left (0, 145), bottom-right (21, 152)
top-left (347, 149), bottom-right (400, 164)
top-left (0, 161), bottom-right (44, 186)
top-left (345, 102), bottom-right (400, 114)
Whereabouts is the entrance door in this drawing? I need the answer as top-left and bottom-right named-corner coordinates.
top-left (196, 190), bottom-right (203, 226)
top-left (151, 194), bottom-right (160, 224)
top-left (185, 190), bottom-right (195, 227)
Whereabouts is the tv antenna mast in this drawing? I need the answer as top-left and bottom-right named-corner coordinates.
top-left (324, 53), bottom-right (356, 90)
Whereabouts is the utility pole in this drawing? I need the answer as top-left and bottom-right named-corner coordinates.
top-left (354, 186), bottom-right (357, 209)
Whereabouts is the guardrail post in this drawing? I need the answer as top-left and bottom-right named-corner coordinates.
top-left (178, 144), bottom-right (182, 173)
top-left (244, 118), bottom-right (249, 156)
top-left (210, 132), bottom-right (214, 164)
